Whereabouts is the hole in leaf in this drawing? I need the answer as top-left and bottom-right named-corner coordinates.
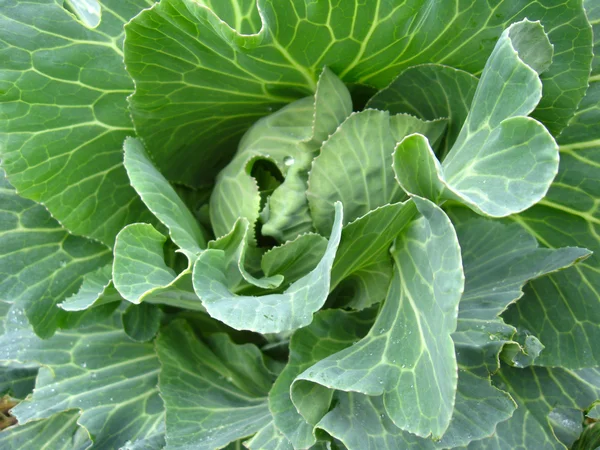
top-left (0, 396), bottom-right (19, 430)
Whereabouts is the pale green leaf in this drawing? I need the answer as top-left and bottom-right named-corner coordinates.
top-left (0, 169), bottom-right (110, 338)
top-left (394, 20), bottom-right (559, 218)
top-left (548, 407), bottom-right (583, 448)
top-left (113, 223), bottom-right (177, 302)
top-left (244, 422), bottom-right (293, 450)
top-left (271, 307), bottom-right (513, 450)
top-left (307, 110), bottom-right (403, 234)
top-left (261, 233), bottom-right (327, 286)
top-left (0, 0), bottom-right (154, 246)
top-left (316, 393), bottom-right (433, 450)
top-left (269, 309), bottom-right (375, 449)
top-left (0, 305), bottom-right (164, 450)
top-left (122, 302), bottom-right (162, 342)
top-left (156, 320), bottom-right (273, 450)
top-left (0, 411), bottom-right (91, 450)
top-left (58, 264), bottom-right (122, 312)
top-left (589, 403), bottom-right (600, 420)
top-left (293, 197), bottom-right (463, 439)
top-left (208, 218), bottom-right (283, 291)
top-left (112, 223), bottom-right (205, 311)
top-left (121, 421), bottom-right (166, 450)
top-left (124, 0), bottom-right (592, 187)
top-left (124, 137), bottom-right (206, 258)
top-left (192, 203), bottom-right (343, 333)
top-left (329, 201), bottom-right (417, 310)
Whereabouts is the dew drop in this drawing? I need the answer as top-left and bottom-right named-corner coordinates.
top-left (284, 156), bottom-right (295, 166)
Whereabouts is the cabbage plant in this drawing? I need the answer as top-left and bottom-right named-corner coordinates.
top-left (0, 0), bottom-right (599, 449)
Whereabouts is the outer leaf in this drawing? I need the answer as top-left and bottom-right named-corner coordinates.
top-left (244, 422), bottom-right (293, 450)
top-left (122, 302), bottom-right (162, 342)
top-left (58, 264), bottom-right (122, 311)
top-left (504, 1), bottom-right (600, 368)
top-left (192, 202), bottom-right (343, 333)
top-left (293, 197), bottom-right (464, 439)
top-left (449, 210), bottom-right (591, 339)
top-left (0, 411), bottom-right (91, 450)
top-left (271, 307), bottom-right (513, 450)
top-left (316, 393), bottom-right (433, 450)
top-left (329, 201), bottom-right (417, 309)
top-left (112, 223), bottom-right (205, 311)
top-left (124, 0), bottom-right (592, 186)
top-left (0, 0), bottom-right (153, 246)
top-left (156, 320), bottom-right (273, 450)
top-left (0, 305), bottom-right (164, 450)
top-left (472, 367), bottom-right (600, 449)
top-left (393, 20), bottom-right (559, 218)
top-left (113, 223), bottom-right (178, 302)
top-left (548, 407), bottom-right (583, 448)
top-left (0, 169), bottom-right (110, 338)
top-left (261, 233), bottom-right (327, 286)
top-left (434, 365), bottom-right (515, 449)
top-left (121, 422), bottom-right (166, 450)
top-left (269, 309), bottom-right (376, 449)
top-left (444, 209), bottom-right (592, 449)
top-left (318, 371), bottom-right (514, 450)
top-left (124, 137), bottom-right (206, 258)
top-left (0, 301), bottom-right (37, 398)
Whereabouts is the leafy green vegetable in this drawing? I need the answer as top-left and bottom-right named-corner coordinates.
top-left (1, 1), bottom-right (599, 449)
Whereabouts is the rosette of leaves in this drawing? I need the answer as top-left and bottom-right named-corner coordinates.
top-left (0, 0), bottom-right (599, 449)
